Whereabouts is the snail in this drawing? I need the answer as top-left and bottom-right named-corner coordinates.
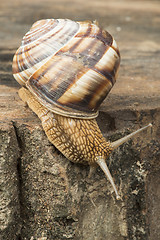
top-left (12, 19), bottom-right (152, 200)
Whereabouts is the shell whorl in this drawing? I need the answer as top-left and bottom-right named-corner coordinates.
top-left (13, 19), bottom-right (120, 119)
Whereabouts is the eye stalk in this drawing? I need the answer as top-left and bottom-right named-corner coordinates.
top-left (96, 123), bottom-right (152, 200)
top-left (111, 123), bottom-right (152, 150)
top-left (96, 156), bottom-right (121, 200)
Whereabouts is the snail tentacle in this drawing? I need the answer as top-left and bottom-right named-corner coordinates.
top-left (96, 156), bottom-right (121, 200)
top-left (111, 123), bottom-right (152, 150)
top-left (88, 165), bottom-right (97, 178)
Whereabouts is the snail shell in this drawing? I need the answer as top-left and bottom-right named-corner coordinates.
top-left (13, 19), bottom-right (120, 119)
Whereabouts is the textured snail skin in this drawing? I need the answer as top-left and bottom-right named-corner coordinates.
top-left (19, 87), bottom-right (112, 165)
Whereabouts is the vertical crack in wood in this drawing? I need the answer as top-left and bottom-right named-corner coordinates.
top-left (12, 121), bottom-right (23, 240)
top-left (0, 123), bottom-right (21, 239)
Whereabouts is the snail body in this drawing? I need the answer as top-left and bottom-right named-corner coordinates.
top-left (19, 87), bottom-right (111, 165)
top-left (13, 19), bottom-right (151, 200)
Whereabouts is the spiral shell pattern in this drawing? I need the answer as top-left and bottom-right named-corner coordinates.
top-left (13, 19), bottom-right (120, 119)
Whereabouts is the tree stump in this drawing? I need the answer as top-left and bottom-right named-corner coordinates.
top-left (0, 0), bottom-right (160, 239)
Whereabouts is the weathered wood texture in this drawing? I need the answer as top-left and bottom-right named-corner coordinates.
top-left (0, 0), bottom-right (160, 239)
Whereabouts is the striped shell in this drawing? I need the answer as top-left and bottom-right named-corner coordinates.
top-left (13, 19), bottom-right (120, 119)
